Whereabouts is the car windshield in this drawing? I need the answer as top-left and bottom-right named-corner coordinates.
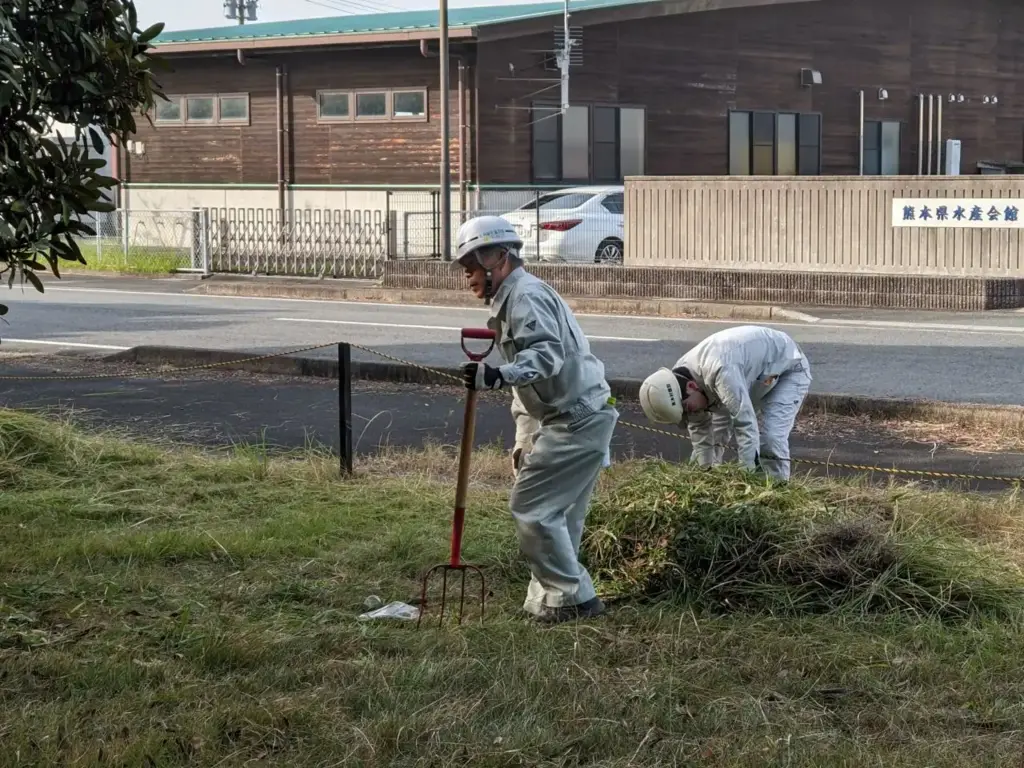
top-left (518, 192), bottom-right (595, 211)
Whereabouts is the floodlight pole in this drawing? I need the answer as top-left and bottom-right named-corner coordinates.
top-left (439, 0), bottom-right (452, 260)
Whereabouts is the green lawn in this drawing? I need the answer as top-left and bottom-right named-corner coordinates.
top-left (2, 409), bottom-right (1024, 766)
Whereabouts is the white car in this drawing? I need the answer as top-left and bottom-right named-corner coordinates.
top-left (500, 185), bottom-right (625, 265)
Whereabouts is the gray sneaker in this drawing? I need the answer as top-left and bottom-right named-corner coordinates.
top-left (533, 597), bottom-right (605, 625)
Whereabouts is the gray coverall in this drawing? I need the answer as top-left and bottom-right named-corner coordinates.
top-left (487, 266), bottom-right (618, 616)
top-left (675, 325), bottom-right (812, 481)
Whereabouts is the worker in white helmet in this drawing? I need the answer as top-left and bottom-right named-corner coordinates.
top-left (638, 325), bottom-right (811, 481)
top-left (454, 214), bottom-right (617, 624)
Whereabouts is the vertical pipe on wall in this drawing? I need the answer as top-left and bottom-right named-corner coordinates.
top-left (473, 61), bottom-right (481, 211)
top-left (276, 64), bottom-right (285, 215)
top-left (457, 59), bottom-right (466, 222)
top-left (935, 97), bottom-right (943, 175)
top-left (926, 94), bottom-right (934, 175)
top-left (921, 94), bottom-right (929, 174)
top-left (858, 89), bottom-right (865, 175)
top-left (439, 0), bottom-right (451, 260)
top-left (110, 134), bottom-right (120, 209)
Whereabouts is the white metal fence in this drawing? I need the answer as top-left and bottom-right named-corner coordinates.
top-left (205, 207), bottom-right (389, 278)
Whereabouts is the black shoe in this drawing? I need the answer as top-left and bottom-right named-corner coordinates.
top-left (533, 597), bottom-right (605, 625)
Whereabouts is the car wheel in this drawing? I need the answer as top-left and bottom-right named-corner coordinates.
top-left (594, 238), bottom-right (624, 265)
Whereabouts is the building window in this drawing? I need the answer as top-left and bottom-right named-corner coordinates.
top-left (392, 89), bottom-right (426, 119)
top-left (531, 105), bottom-right (561, 181)
top-left (218, 94), bottom-right (249, 123)
top-left (592, 106), bottom-right (618, 182)
top-left (153, 94), bottom-right (250, 126)
top-left (864, 120), bottom-right (901, 175)
top-left (728, 110), bottom-right (821, 175)
top-left (355, 91), bottom-right (388, 120)
top-left (154, 96), bottom-right (182, 124)
top-left (318, 91), bottom-right (350, 120)
top-left (530, 103), bottom-right (646, 184)
top-left (316, 88), bottom-right (427, 123)
top-left (186, 96), bottom-right (215, 123)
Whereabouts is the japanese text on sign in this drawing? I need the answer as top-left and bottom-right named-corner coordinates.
top-left (892, 198), bottom-right (1023, 228)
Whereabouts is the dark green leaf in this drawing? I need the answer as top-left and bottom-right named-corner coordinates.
top-left (23, 268), bottom-right (44, 294)
top-left (138, 22), bottom-right (165, 43)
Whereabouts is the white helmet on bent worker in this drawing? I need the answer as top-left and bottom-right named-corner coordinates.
top-left (639, 367), bottom-right (686, 424)
top-left (455, 214), bottom-right (523, 266)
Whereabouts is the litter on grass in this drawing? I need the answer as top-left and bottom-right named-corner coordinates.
top-left (357, 601), bottom-right (420, 622)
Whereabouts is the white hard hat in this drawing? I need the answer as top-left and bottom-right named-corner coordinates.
top-left (639, 367), bottom-right (685, 424)
top-left (455, 215), bottom-right (523, 265)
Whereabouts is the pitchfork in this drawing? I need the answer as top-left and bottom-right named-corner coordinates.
top-left (416, 327), bottom-right (496, 628)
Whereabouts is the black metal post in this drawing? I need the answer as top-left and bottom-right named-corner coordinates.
top-left (338, 342), bottom-right (352, 475)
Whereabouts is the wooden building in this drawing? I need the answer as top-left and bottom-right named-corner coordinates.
top-left (125, 0), bottom-right (1024, 207)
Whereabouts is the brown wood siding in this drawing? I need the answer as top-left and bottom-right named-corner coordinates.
top-left (477, 0), bottom-right (1024, 182)
top-left (129, 47), bottom-right (467, 185)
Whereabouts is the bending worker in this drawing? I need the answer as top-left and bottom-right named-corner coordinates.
top-left (455, 214), bottom-right (617, 624)
top-left (638, 325), bottom-right (811, 481)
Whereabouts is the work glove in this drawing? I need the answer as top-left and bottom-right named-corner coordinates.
top-left (461, 361), bottom-right (504, 391)
top-left (512, 447), bottom-right (524, 477)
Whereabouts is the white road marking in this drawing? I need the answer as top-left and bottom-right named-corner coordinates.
top-left (273, 317), bottom-right (660, 342)
top-left (822, 318), bottom-right (1024, 334)
top-left (24, 285), bottom-right (1024, 337)
top-left (0, 338), bottom-right (129, 350)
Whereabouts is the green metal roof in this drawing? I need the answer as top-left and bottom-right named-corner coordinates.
top-left (154, 0), bottom-right (656, 45)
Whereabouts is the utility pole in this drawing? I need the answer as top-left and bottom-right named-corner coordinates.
top-left (224, 0), bottom-right (258, 24)
top-left (439, 0), bottom-right (451, 260)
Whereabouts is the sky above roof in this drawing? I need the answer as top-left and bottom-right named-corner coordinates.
top-left (135, 0), bottom-right (611, 33)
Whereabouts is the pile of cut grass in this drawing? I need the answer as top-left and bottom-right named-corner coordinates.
top-left (3, 409), bottom-right (1024, 765)
top-left (586, 461), bottom-right (1024, 620)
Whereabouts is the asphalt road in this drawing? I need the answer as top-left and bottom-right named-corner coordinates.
top-left (2, 274), bottom-right (1023, 404)
top-left (0, 358), bottom-right (1019, 492)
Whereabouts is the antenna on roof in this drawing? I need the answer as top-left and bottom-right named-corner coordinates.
top-left (495, 0), bottom-right (581, 119)
top-left (558, 0), bottom-right (570, 110)
top-left (224, 0), bottom-right (258, 24)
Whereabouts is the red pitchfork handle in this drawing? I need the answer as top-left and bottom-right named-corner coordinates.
top-left (460, 327), bottom-right (496, 361)
top-left (449, 328), bottom-right (495, 567)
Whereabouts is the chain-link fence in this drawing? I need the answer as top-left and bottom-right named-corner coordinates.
top-left (74, 209), bottom-right (208, 274)
top-left (88, 184), bottom-right (627, 278)
top-left (470, 187), bottom-right (624, 266)
top-left (388, 186), bottom-right (625, 265)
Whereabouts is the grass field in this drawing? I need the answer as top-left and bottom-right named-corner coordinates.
top-left (2, 410), bottom-right (1024, 766)
top-left (72, 240), bottom-right (189, 275)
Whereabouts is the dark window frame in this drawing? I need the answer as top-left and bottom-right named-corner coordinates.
top-left (863, 119), bottom-right (903, 175)
top-left (153, 93), bottom-right (251, 126)
top-left (591, 105), bottom-right (621, 184)
top-left (530, 100), bottom-right (647, 184)
top-left (727, 108), bottom-right (823, 176)
top-left (530, 101), bottom-right (563, 182)
top-left (314, 87), bottom-right (429, 124)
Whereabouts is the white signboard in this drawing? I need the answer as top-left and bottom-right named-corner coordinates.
top-left (892, 198), bottom-right (1023, 228)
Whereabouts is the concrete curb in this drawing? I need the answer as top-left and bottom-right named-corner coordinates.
top-left (104, 345), bottom-right (1024, 430)
top-left (186, 277), bottom-right (820, 323)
